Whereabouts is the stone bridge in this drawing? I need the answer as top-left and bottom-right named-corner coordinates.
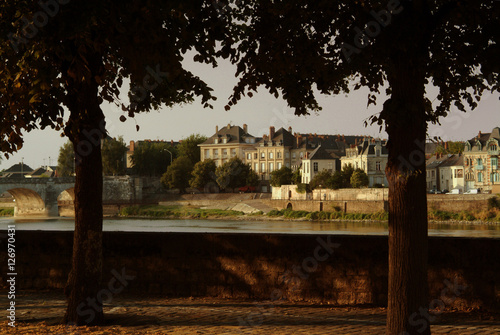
top-left (0, 176), bottom-right (143, 217)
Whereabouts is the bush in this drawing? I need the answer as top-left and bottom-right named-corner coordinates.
top-left (488, 196), bottom-right (500, 210)
top-left (0, 208), bottom-right (14, 216)
top-left (295, 183), bottom-right (309, 194)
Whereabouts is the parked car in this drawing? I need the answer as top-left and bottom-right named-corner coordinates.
top-left (238, 185), bottom-right (256, 193)
top-left (464, 188), bottom-right (479, 194)
top-left (446, 188), bottom-right (461, 194)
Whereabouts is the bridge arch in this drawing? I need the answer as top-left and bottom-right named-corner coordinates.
top-left (58, 187), bottom-right (75, 217)
top-left (5, 188), bottom-right (46, 217)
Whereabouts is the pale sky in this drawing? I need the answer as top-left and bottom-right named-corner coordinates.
top-left (1, 56), bottom-right (499, 171)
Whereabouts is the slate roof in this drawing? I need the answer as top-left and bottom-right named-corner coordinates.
top-left (465, 127), bottom-right (500, 150)
top-left (307, 145), bottom-right (340, 160)
top-left (426, 154), bottom-right (463, 169)
top-left (3, 163), bottom-right (33, 173)
top-left (201, 125), bottom-right (258, 145)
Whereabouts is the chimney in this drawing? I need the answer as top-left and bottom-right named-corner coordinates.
top-left (269, 126), bottom-right (275, 139)
top-left (129, 140), bottom-right (135, 152)
top-left (296, 135), bottom-right (302, 147)
top-left (171, 140), bottom-right (174, 146)
top-left (216, 125), bottom-right (219, 133)
top-left (227, 123), bottom-right (231, 130)
top-left (444, 141), bottom-right (448, 150)
top-left (479, 131), bottom-right (482, 138)
top-left (288, 126), bottom-right (292, 133)
top-left (243, 124), bottom-right (248, 133)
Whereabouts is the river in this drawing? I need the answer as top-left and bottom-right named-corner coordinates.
top-left (0, 217), bottom-right (499, 238)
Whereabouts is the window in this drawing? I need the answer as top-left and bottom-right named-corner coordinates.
top-left (277, 162), bottom-right (282, 169)
top-left (231, 148), bottom-right (236, 157)
top-left (204, 149), bottom-right (210, 158)
top-left (477, 158), bottom-right (483, 165)
top-left (478, 172), bottom-right (483, 182)
top-left (261, 163), bottom-right (265, 172)
top-left (292, 152), bottom-right (296, 158)
top-left (213, 149), bottom-right (219, 157)
top-left (254, 153), bottom-right (258, 159)
top-left (247, 153), bottom-right (252, 160)
top-left (277, 151), bottom-right (282, 159)
top-left (269, 162), bottom-right (274, 172)
top-left (285, 152), bottom-right (290, 158)
top-left (222, 149), bottom-right (227, 157)
top-left (431, 170), bottom-right (435, 178)
top-left (300, 152), bottom-right (304, 158)
top-left (492, 157), bottom-right (498, 168)
top-left (494, 173), bottom-right (500, 182)
top-left (376, 161), bottom-right (381, 171)
top-left (269, 152), bottom-right (274, 159)
top-left (261, 151), bottom-right (265, 159)
top-left (223, 138), bottom-right (227, 144)
top-left (313, 162), bottom-right (318, 172)
top-left (254, 163), bottom-right (258, 172)
top-left (214, 138), bottom-right (218, 144)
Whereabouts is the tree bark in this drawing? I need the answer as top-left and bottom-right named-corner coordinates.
top-left (384, 61), bottom-right (430, 335)
top-left (62, 52), bottom-right (105, 326)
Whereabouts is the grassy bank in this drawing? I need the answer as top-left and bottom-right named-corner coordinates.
top-left (118, 204), bottom-right (500, 223)
top-left (119, 205), bottom-right (244, 219)
top-left (267, 208), bottom-right (389, 221)
top-left (0, 208), bottom-right (14, 216)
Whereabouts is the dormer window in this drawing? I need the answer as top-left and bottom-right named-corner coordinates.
top-left (214, 138), bottom-right (218, 144)
top-left (223, 138), bottom-right (227, 144)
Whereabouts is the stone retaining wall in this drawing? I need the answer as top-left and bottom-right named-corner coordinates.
top-left (1, 231), bottom-right (498, 310)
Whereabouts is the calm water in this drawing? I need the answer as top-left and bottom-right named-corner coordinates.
top-left (0, 217), bottom-right (499, 238)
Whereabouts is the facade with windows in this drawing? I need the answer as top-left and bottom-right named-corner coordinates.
top-left (200, 124), bottom-right (370, 191)
top-left (300, 145), bottom-right (340, 184)
top-left (463, 127), bottom-right (500, 192)
top-left (243, 126), bottom-right (296, 183)
top-left (340, 138), bottom-right (388, 187)
top-left (426, 154), bottom-right (464, 192)
top-left (198, 124), bottom-right (259, 167)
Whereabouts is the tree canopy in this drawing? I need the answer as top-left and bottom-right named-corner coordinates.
top-left (215, 157), bottom-right (255, 190)
top-left (270, 166), bottom-right (293, 187)
top-left (224, 1), bottom-right (500, 333)
top-left (101, 136), bottom-right (127, 176)
top-left (161, 156), bottom-right (194, 192)
top-left (190, 158), bottom-right (217, 190)
top-left (178, 134), bottom-right (207, 164)
top-left (57, 141), bottom-right (74, 177)
top-left (130, 141), bottom-right (177, 177)
top-left (0, 0), bottom-right (235, 326)
top-left (350, 169), bottom-right (369, 188)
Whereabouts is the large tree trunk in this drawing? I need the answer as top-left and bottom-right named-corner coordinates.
top-left (384, 62), bottom-right (430, 335)
top-left (62, 52), bottom-right (105, 326)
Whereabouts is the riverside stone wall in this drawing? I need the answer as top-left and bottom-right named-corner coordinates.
top-left (1, 231), bottom-right (498, 310)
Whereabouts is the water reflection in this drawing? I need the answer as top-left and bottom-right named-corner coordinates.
top-left (0, 217), bottom-right (499, 238)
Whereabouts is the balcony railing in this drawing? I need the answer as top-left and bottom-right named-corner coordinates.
top-left (488, 149), bottom-right (499, 156)
top-left (476, 164), bottom-right (484, 170)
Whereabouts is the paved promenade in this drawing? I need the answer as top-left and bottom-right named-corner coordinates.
top-left (1, 291), bottom-right (499, 334)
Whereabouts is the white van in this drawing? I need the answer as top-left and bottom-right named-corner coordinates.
top-left (464, 188), bottom-right (479, 194)
top-left (446, 189), bottom-right (461, 194)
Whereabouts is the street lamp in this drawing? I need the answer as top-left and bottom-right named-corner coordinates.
top-left (163, 149), bottom-right (173, 164)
